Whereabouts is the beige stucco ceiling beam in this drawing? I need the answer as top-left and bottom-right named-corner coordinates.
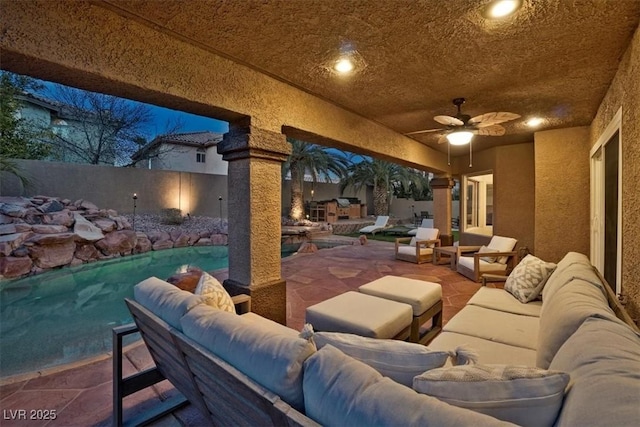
top-left (0, 0), bottom-right (449, 173)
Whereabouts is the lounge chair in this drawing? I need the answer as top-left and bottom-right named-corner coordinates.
top-left (456, 235), bottom-right (518, 282)
top-left (358, 216), bottom-right (389, 235)
top-left (407, 218), bottom-right (434, 235)
top-left (395, 227), bottom-right (440, 264)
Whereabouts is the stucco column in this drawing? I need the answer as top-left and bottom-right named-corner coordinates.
top-left (217, 120), bottom-right (291, 324)
top-left (430, 177), bottom-right (454, 246)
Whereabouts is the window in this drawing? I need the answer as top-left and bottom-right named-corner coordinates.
top-left (196, 149), bottom-right (206, 163)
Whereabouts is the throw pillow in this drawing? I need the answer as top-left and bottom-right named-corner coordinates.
top-left (195, 272), bottom-right (235, 313)
top-left (413, 364), bottom-right (570, 427)
top-left (505, 255), bottom-right (557, 303)
top-left (311, 331), bottom-right (475, 387)
top-left (478, 245), bottom-right (499, 263)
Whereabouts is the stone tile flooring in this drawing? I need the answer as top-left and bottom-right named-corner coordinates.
top-left (0, 240), bottom-right (481, 426)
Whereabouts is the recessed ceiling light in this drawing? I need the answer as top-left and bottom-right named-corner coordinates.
top-left (526, 117), bottom-right (544, 127)
top-left (487, 0), bottom-right (521, 18)
top-left (334, 58), bottom-right (354, 74)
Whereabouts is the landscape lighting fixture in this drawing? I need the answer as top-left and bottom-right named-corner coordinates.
top-left (486, 0), bottom-right (521, 18)
top-left (446, 130), bottom-right (474, 146)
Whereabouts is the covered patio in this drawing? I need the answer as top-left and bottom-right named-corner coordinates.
top-left (0, 240), bottom-right (482, 426)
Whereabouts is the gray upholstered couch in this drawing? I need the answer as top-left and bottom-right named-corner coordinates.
top-left (119, 252), bottom-right (640, 426)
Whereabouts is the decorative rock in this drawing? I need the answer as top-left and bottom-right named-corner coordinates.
top-left (297, 242), bottom-right (318, 253)
top-left (0, 232), bottom-right (33, 253)
top-left (93, 218), bottom-right (116, 233)
top-left (210, 234), bottom-right (228, 245)
top-left (107, 209), bottom-right (118, 217)
top-left (45, 210), bottom-right (75, 227)
top-left (12, 246), bottom-right (29, 257)
top-left (170, 230), bottom-right (182, 242)
top-left (14, 224), bottom-right (32, 233)
top-left (61, 199), bottom-right (71, 205)
top-left (188, 233), bottom-right (200, 246)
top-left (359, 235), bottom-right (368, 245)
top-left (0, 224), bottom-right (17, 235)
top-left (27, 233), bottom-right (76, 245)
top-left (0, 203), bottom-right (27, 218)
top-left (70, 257), bottom-right (84, 267)
top-left (31, 225), bottom-right (69, 234)
top-left (79, 200), bottom-right (99, 210)
top-left (135, 236), bottom-right (152, 254)
top-left (152, 239), bottom-right (174, 251)
top-left (194, 238), bottom-right (212, 246)
top-left (0, 214), bottom-right (12, 224)
top-left (73, 213), bottom-right (105, 241)
top-left (112, 216), bottom-right (131, 230)
top-left (147, 231), bottom-right (170, 243)
top-left (0, 256), bottom-right (33, 278)
top-left (29, 240), bottom-right (76, 269)
top-left (37, 200), bottom-right (64, 213)
top-left (95, 230), bottom-right (137, 255)
top-left (198, 231), bottom-right (211, 238)
top-left (75, 243), bottom-right (100, 261)
top-left (173, 233), bottom-right (190, 248)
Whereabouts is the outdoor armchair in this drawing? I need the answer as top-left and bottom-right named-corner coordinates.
top-left (456, 235), bottom-right (518, 282)
top-left (395, 227), bottom-right (440, 264)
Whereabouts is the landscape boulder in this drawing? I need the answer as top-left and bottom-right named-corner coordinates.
top-left (31, 225), bottom-right (69, 234)
top-left (73, 214), bottom-right (105, 242)
top-left (44, 210), bottom-right (75, 227)
top-left (27, 233), bottom-right (76, 245)
top-left (173, 233), bottom-right (191, 248)
top-left (75, 243), bottom-right (101, 261)
top-left (37, 200), bottom-right (65, 213)
top-left (135, 234), bottom-right (152, 254)
top-left (28, 240), bottom-right (76, 269)
top-left (152, 239), bottom-right (174, 251)
top-left (95, 230), bottom-right (137, 255)
top-left (0, 256), bottom-right (33, 278)
top-left (93, 218), bottom-right (116, 233)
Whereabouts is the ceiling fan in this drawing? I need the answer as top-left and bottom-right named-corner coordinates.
top-left (404, 98), bottom-right (520, 166)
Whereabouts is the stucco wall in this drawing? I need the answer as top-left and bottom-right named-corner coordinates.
top-left (590, 25), bottom-right (640, 321)
top-left (534, 127), bottom-right (590, 262)
top-left (142, 144), bottom-right (228, 175)
top-left (452, 143), bottom-right (535, 253)
top-left (0, 159), bottom-right (229, 217)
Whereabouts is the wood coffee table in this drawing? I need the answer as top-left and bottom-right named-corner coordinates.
top-left (433, 245), bottom-right (478, 270)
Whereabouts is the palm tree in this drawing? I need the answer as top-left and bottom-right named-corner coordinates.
top-left (340, 158), bottom-right (428, 216)
top-left (282, 139), bottom-right (349, 220)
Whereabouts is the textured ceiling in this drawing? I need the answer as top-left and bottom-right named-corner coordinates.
top-left (100, 0), bottom-right (640, 155)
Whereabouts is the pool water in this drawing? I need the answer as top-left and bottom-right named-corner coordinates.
top-left (0, 244), bottom-right (304, 378)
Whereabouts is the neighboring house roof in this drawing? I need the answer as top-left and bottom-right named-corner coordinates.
top-left (131, 131), bottom-right (224, 161)
top-left (16, 92), bottom-right (106, 124)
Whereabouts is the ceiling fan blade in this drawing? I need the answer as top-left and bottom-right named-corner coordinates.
top-left (470, 112), bottom-right (521, 127)
top-left (404, 128), bottom-right (444, 136)
top-left (434, 115), bottom-right (464, 126)
top-left (474, 124), bottom-right (506, 136)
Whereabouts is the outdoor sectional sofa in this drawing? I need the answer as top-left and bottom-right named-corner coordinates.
top-left (114, 252), bottom-right (640, 426)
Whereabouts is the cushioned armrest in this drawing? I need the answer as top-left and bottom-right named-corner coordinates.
top-left (232, 294), bottom-right (251, 314)
top-left (416, 238), bottom-right (441, 248)
top-left (457, 246), bottom-right (482, 256)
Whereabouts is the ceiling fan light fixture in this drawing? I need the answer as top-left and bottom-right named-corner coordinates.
top-left (447, 130), bottom-right (474, 145)
top-left (486, 0), bottom-right (521, 19)
top-left (334, 58), bottom-right (354, 74)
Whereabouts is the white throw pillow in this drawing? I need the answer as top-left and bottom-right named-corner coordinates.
top-left (478, 245), bottom-right (499, 263)
top-left (312, 331), bottom-right (473, 387)
top-left (413, 364), bottom-right (569, 427)
top-left (504, 255), bottom-right (557, 303)
top-left (195, 272), bottom-right (235, 313)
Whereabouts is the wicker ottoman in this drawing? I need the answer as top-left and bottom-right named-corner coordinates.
top-left (359, 276), bottom-right (443, 344)
top-left (305, 291), bottom-right (413, 340)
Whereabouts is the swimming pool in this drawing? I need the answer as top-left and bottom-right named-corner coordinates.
top-left (0, 244), bottom-right (305, 378)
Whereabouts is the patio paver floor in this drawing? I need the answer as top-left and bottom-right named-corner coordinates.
top-left (0, 239), bottom-right (482, 426)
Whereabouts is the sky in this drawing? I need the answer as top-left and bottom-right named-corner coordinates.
top-left (37, 76), bottom-right (229, 140)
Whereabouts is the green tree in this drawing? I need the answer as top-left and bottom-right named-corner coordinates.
top-left (283, 139), bottom-right (349, 220)
top-left (0, 72), bottom-right (53, 160)
top-left (340, 158), bottom-right (428, 216)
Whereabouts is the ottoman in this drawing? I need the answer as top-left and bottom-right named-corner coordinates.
top-left (359, 276), bottom-right (443, 344)
top-left (305, 291), bottom-right (413, 340)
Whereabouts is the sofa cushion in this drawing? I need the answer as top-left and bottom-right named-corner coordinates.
top-left (541, 252), bottom-right (596, 302)
top-left (413, 364), bottom-right (569, 427)
top-left (467, 287), bottom-right (542, 317)
top-left (303, 345), bottom-right (512, 427)
top-left (181, 304), bottom-right (315, 412)
top-left (478, 245), bottom-right (499, 263)
top-left (397, 245), bottom-right (433, 257)
top-left (443, 305), bottom-right (539, 350)
top-left (487, 236), bottom-right (517, 264)
top-left (429, 332), bottom-right (537, 366)
top-left (550, 317), bottom-right (640, 427)
top-left (504, 255), bottom-right (557, 303)
top-left (194, 272), bottom-right (235, 313)
top-left (313, 331), bottom-right (450, 387)
top-left (134, 276), bottom-right (205, 330)
top-left (536, 277), bottom-right (617, 368)
top-left (240, 312), bottom-right (299, 337)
